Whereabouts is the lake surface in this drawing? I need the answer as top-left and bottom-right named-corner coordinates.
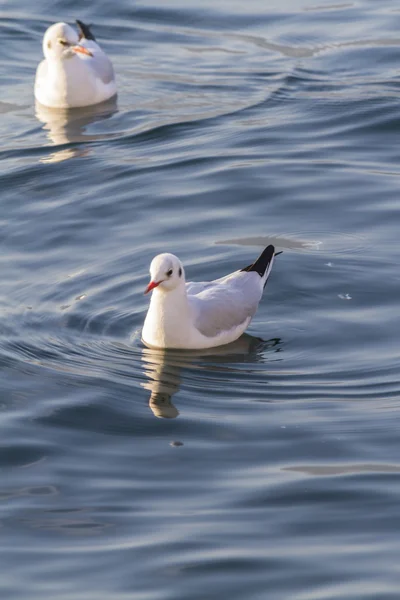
top-left (1, 0), bottom-right (400, 598)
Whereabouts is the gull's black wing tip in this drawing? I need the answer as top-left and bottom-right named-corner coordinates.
top-left (241, 244), bottom-right (275, 278)
top-left (76, 20), bottom-right (96, 42)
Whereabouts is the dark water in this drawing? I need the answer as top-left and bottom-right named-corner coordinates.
top-left (2, 0), bottom-right (400, 597)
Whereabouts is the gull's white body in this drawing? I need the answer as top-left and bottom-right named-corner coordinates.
top-left (35, 22), bottom-right (116, 109)
top-left (142, 248), bottom-right (275, 350)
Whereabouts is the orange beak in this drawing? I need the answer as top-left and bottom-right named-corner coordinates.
top-left (144, 280), bottom-right (161, 294)
top-left (72, 45), bottom-right (93, 57)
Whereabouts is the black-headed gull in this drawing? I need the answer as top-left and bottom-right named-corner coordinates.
top-left (142, 245), bottom-right (276, 349)
top-left (35, 20), bottom-right (116, 108)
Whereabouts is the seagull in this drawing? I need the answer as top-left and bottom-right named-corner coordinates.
top-left (34, 20), bottom-right (117, 108)
top-left (142, 245), bottom-right (276, 349)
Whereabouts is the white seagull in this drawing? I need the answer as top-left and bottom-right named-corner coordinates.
top-left (35, 20), bottom-right (116, 108)
top-left (142, 245), bottom-right (276, 350)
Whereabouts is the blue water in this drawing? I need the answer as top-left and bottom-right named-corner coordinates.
top-left (2, 0), bottom-right (400, 598)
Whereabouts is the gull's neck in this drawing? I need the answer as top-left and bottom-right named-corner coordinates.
top-left (47, 51), bottom-right (77, 67)
top-left (144, 284), bottom-right (192, 348)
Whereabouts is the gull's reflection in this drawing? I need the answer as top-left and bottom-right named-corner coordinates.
top-left (141, 334), bottom-right (282, 418)
top-left (35, 97), bottom-right (118, 163)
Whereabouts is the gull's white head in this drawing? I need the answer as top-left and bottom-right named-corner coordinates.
top-left (42, 22), bottom-right (92, 61)
top-left (145, 253), bottom-right (185, 294)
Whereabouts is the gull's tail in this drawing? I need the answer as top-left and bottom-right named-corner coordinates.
top-left (241, 245), bottom-right (275, 287)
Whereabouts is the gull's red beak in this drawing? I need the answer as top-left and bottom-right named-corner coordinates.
top-left (72, 45), bottom-right (93, 57)
top-left (144, 280), bottom-right (161, 294)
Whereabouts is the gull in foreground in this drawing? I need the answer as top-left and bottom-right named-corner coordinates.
top-left (35, 20), bottom-right (116, 108)
top-left (142, 245), bottom-right (276, 349)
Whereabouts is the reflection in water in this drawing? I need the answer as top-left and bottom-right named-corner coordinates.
top-left (284, 464), bottom-right (400, 476)
top-left (216, 234), bottom-right (321, 252)
top-left (141, 334), bottom-right (282, 418)
top-left (35, 98), bottom-right (118, 163)
top-left (216, 231), bottom-right (367, 256)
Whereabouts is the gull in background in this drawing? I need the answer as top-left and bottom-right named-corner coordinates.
top-left (35, 20), bottom-right (116, 108)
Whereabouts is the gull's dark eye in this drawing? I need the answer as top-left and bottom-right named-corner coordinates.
top-left (178, 268), bottom-right (182, 277)
top-left (59, 39), bottom-right (68, 46)
top-left (166, 269), bottom-right (173, 277)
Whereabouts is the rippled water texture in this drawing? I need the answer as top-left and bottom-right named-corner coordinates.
top-left (2, 0), bottom-right (400, 598)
